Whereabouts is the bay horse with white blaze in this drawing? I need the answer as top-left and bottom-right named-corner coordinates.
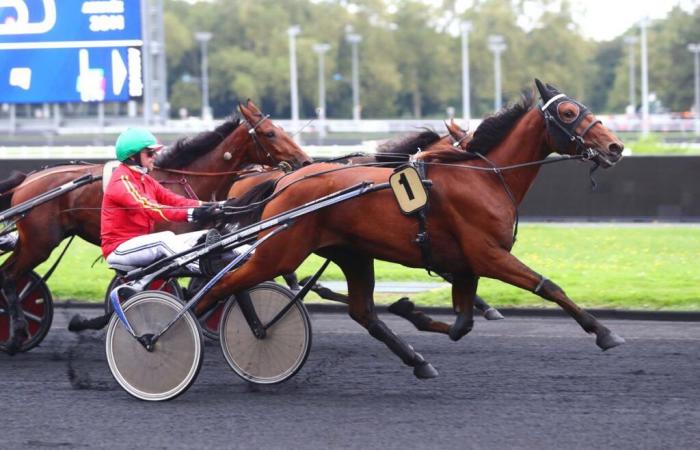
top-left (198, 80), bottom-right (625, 378)
top-left (0, 100), bottom-right (311, 354)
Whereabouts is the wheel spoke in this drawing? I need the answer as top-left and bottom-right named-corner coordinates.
top-left (24, 311), bottom-right (43, 324)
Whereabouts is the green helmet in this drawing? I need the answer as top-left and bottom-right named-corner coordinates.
top-left (115, 128), bottom-right (163, 162)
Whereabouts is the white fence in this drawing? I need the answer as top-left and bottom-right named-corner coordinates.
top-left (1, 115), bottom-right (699, 135)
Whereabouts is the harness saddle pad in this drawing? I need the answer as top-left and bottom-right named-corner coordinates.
top-left (102, 161), bottom-right (121, 193)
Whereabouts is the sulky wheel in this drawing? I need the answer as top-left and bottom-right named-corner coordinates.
top-left (104, 274), bottom-right (184, 315)
top-left (105, 291), bottom-right (203, 402)
top-left (187, 277), bottom-right (224, 340)
top-left (0, 271), bottom-right (53, 353)
top-left (220, 282), bottom-right (311, 385)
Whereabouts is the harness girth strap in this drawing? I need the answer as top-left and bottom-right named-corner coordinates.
top-left (412, 161), bottom-right (439, 277)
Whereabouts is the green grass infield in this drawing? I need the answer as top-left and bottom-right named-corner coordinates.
top-left (6, 224), bottom-right (699, 310)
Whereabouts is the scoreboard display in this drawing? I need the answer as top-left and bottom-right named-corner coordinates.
top-left (0, 0), bottom-right (144, 103)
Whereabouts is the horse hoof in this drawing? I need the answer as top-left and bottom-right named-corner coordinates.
top-left (413, 362), bottom-right (439, 379)
top-left (483, 307), bottom-right (505, 320)
top-left (5, 328), bottom-right (28, 356)
top-left (597, 331), bottom-right (626, 351)
top-left (68, 314), bottom-right (86, 333)
top-left (387, 297), bottom-right (414, 316)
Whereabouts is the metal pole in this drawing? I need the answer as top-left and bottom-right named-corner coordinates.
top-left (689, 44), bottom-right (700, 135)
top-left (288, 26), bottom-right (301, 135)
top-left (98, 102), bottom-right (105, 129)
top-left (140, 0), bottom-right (152, 125)
top-left (195, 32), bottom-right (212, 121)
top-left (313, 43), bottom-right (330, 140)
top-left (346, 33), bottom-right (362, 121)
top-left (624, 36), bottom-right (638, 112)
top-left (695, 48), bottom-right (700, 135)
top-left (460, 21), bottom-right (472, 125)
top-left (9, 104), bottom-right (16, 135)
top-left (488, 35), bottom-right (506, 112)
top-left (52, 103), bottom-right (61, 130)
top-left (154, 0), bottom-right (168, 124)
top-left (640, 17), bottom-right (650, 136)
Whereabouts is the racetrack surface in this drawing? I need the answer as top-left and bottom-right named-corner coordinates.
top-left (1, 308), bottom-right (699, 449)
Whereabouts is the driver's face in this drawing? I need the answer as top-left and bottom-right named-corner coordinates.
top-left (139, 148), bottom-right (157, 171)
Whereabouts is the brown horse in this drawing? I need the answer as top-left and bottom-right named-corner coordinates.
top-left (0, 100), bottom-right (312, 354)
top-left (198, 80), bottom-right (625, 378)
top-left (224, 121), bottom-right (503, 319)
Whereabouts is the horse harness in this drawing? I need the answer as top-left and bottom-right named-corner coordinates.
top-left (390, 160), bottom-right (438, 275)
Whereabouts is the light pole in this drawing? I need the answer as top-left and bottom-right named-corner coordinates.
top-left (488, 35), bottom-right (507, 111)
top-left (639, 17), bottom-right (650, 136)
top-left (688, 43), bottom-right (700, 135)
top-left (624, 35), bottom-right (638, 114)
top-left (288, 25), bottom-right (301, 135)
top-left (346, 32), bottom-right (362, 121)
top-left (460, 21), bottom-right (472, 126)
top-left (194, 31), bottom-right (213, 121)
top-left (313, 43), bottom-right (331, 139)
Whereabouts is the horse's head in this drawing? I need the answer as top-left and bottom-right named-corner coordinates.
top-left (535, 79), bottom-right (624, 168)
top-left (238, 100), bottom-right (313, 170)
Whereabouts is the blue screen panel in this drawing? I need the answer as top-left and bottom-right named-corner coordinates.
top-left (0, 0), bottom-right (142, 44)
top-left (0, 46), bottom-right (143, 103)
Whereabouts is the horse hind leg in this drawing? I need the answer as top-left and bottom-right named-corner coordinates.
top-left (386, 273), bottom-right (478, 341)
top-left (325, 248), bottom-right (438, 379)
top-left (0, 273), bottom-right (29, 355)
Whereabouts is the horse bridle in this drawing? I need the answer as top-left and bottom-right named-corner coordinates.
top-left (539, 93), bottom-right (602, 161)
top-left (242, 114), bottom-right (293, 172)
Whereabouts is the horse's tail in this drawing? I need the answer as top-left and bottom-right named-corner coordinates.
top-left (223, 178), bottom-right (277, 227)
top-left (0, 171), bottom-right (26, 211)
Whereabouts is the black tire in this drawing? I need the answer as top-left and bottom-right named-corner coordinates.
top-left (105, 291), bottom-right (203, 401)
top-left (0, 271), bottom-right (53, 353)
top-left (219, 282), bottom-right (312, 384)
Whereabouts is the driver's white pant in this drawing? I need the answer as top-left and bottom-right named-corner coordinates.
top-left (0, 230), bottom-right (18, 251)
top-left (106, 230), bottom-right (208, 272)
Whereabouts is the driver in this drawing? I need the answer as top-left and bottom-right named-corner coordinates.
top-left (101, 128), bottom-right (222, 272)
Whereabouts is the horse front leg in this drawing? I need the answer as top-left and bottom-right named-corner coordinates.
top-left (440, 273), bottom-right (504, 320)
top-left (477, 249), bottom-right (625, 351)
top-left (326, 248), bottom-right (438, 379)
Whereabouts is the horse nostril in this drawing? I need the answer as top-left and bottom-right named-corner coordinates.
top-left (608, 142), bottom-right (624, 155)
top-left (302, 160), bottom-right (312, 167)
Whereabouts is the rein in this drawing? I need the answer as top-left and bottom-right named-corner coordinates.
top-left (154, 166), bottom-right (269, 178)
top-left (1, 166), bottom-right (98, 197)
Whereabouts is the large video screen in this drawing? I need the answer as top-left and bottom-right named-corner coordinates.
top-left (0, 0), bottom-right (144, 103)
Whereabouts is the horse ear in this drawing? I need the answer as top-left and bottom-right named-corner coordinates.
top-left (534, 79), bottom-right (552, 103)
top-left (545, 83), bottom-right (561, 94)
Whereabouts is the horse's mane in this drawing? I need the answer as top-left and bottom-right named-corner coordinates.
top-left (375, 129), bottom-right (442, 162)
top-left (419, 91), bottom-right (536, 163)
top-left (156, 115), bottom-right (241, 169)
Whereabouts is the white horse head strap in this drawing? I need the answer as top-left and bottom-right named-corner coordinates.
top-left (541, 93), bottom-right (566, 111)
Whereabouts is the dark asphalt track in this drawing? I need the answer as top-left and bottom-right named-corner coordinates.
top-left (1, 307), bottom-right (699, 449)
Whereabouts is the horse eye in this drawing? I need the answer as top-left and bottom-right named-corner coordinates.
top-left (265, 131), bottom-right (275, 138)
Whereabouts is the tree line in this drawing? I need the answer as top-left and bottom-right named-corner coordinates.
top-left (164, 0), bottom-right (700, 119)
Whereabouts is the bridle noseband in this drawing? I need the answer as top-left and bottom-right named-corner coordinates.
top-left (539, 93), bottom-right (602, 161)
